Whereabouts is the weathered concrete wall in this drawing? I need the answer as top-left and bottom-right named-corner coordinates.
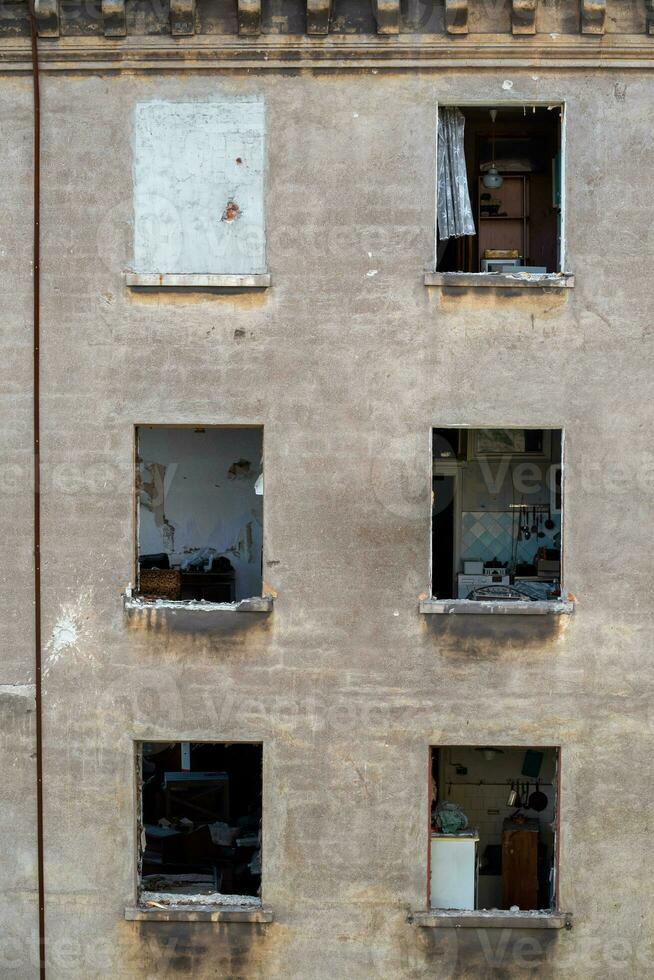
top-left (1, 66), bottom-right (654, 977)
top-left (0, 72), bottom-right (39, 976)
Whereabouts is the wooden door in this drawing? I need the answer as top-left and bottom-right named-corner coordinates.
top-left (502, 826), bottom-right (538, 909)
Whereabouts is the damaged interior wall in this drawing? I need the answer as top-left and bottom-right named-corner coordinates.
top-left (138, 426), bottom-right (263, 601)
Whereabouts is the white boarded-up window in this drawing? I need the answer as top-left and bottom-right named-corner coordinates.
top-left (133, 99), bottom-right (266, 275)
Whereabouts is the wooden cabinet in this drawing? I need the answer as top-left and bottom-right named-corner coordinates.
top-left (478, 175), bottom-right (528, 268)
top-left (501, 819), bottom-right (539, 910)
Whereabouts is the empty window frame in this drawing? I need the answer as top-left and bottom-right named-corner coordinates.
top-left (135, 425), bottom-right (264, 603)
top-left (137, 741), bottom-right (263, 904)
top-left (431, 428), bottom-right (563, 602)
top-left (436, 105), bottom-right (565, 274)
top-left (133, 99), bottom-right (266, 276)
top-left (430, 746), bottom-right (560, 913)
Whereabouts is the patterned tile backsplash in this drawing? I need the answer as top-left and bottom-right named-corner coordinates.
top-left (461, 511), bottom-right (561, 566)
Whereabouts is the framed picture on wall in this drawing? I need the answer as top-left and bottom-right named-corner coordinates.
top-left (471, 429), bottom-right (550, 458)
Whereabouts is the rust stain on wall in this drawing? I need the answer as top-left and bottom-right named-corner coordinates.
top-left (437, 289), bottom-right (568, 315)
top-left (222, 200), bottom-right (241, 222)
top-left (423, 613), bottom-right (571, 657)
top-left (126, 289), bottom-right (268, 308)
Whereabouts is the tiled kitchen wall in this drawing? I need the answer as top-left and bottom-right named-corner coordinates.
top-left (461, 511), bottom-right (561, 565)
top-left (446, 781), bottom-right (555, 848)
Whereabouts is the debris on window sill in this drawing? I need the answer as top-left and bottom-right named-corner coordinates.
top-left (123, 589), bottom-right (274, 614)
top-left (423, 271), bottom-right (574, 289)
top-left (420, 596), bottom-right (574, 616)
top-left (124, 272), bottom-right (271, 289)
top-left (409, 909), bottom-right (572, 930)
top-left (125, 892), bottom-right (273, 923)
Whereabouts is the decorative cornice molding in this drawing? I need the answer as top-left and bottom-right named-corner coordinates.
top-left (512, 0), bottom-right (538, 36)
top-left (306, 0), bottom-right (331, 35)
top-left (581, 0), bottom-right (606, 35)
top-left (238, 0), bottom-right (262, 36)
top-left (33, 0), bottom-right (59, 37)
top-left (170, 0), bottom-right (195, 36)
top-left (9, 0), bottom-right (654, 47)
top-left (101, 0), bottom-right (126, 38)
top-left (372, 0), bottom-right (400, 35)
top-left (1, 33), bottom-right (654, 71)
top-left (445, 0), bottom-right (468, 35)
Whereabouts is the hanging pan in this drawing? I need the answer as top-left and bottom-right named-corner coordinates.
top-left (528, 781), bottom-right (548, 812)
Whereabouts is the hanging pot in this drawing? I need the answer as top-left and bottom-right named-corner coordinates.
top-left (528, 781), bottom-right (548, 812)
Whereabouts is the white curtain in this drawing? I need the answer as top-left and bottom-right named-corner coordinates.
top-left (437, 107), bottom-right (476, 242)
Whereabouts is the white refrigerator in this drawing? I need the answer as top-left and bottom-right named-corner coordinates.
top-left (430, 835), bottom-right (479, 910)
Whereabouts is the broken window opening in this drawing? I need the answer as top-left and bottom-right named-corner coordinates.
top-left (430, 746), bottom-right (560, 913)
top-left (135, 425), bottom-right (264, 604)
top-left (436, 105), bottom-right (564, 275)
top-left (431, 428), bottom-right (563, 602)
top-left (137, 741), bottom-right (263, 905)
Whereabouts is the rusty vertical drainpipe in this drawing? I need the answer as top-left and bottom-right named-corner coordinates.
top-left (26, 1), bottom-right (46, 977)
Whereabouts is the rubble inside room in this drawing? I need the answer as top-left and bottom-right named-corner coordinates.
top-left (139, 742), bottom-right (263, 902)
top-left (136, 426), bottom-right (263, 604)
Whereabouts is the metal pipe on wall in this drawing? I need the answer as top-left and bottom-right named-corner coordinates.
top-left (26, 2), bottom-right (46, 977)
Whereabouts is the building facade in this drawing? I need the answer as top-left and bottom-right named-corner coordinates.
top-left (2, 0), bottom-right (654, 976)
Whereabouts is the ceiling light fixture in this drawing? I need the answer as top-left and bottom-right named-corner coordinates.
top-left (483, 109), bottom-right (504, 189)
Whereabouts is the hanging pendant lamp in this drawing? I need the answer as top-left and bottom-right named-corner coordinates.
top-left (483, 109), bottom-right (504, 189)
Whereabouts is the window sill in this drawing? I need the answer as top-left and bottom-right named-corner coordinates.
top-left (124, 272), bottom-right (271, 289)
top-left (410, 910), bottom-right (572, 930)
top-left (423, 271), bottom-right (574, 289)
top-left (123, 593), bottom-right (274, 614)
top-left (125, 903), bottom-right (273, 923)
top-left (420, 597), bottom-right (574, 616)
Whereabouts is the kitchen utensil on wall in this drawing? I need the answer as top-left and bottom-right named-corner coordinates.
top-left (531, 507), bottom-right (538, 533)
top-left (507, 782), bottom-right (518, 806)
top-left (528, 781), bottom-right (548, 812)
top-left (538, 512), bottom-right (545, 538)
top-left (545, 505), bottom-right (555, 530)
